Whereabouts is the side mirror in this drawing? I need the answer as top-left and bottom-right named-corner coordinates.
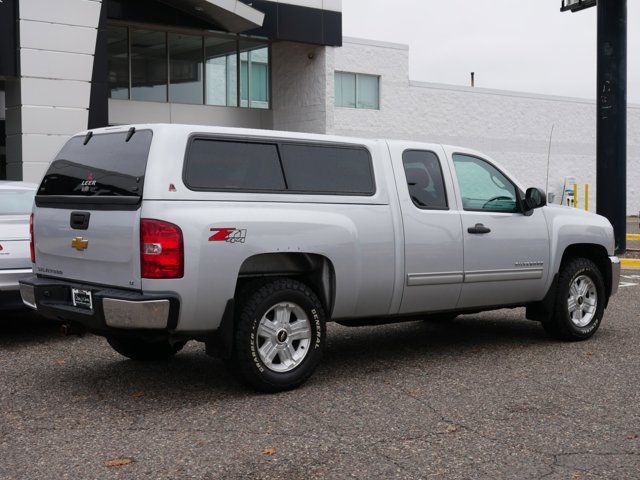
top-left (524, 187), bottom-right (546, 212)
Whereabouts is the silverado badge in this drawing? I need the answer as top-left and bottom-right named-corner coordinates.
top-left (71, 237), bottom-right (89, 251)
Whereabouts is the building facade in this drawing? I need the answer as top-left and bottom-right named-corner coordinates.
top-left (1, 0), bottom-right (639, 212)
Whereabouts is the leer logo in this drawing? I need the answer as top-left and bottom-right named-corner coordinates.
top-left (80, 172), bottom-right (97, 192)
top-left (209, 228), bottom-right (247, 243)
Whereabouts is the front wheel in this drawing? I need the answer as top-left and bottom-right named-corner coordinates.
top-left (229, 278), bottom-right (326, 393)
top-left (542, 257), bottom-right (605, 341)
top-left (106, 336), bottom-right (186, 361)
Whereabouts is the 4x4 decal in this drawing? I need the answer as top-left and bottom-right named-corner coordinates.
top-left (209, 228), bottom-right (247, 244)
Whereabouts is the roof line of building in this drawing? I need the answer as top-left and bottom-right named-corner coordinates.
top-left (409, 80), bottom-right (640, 109)
top-left (342, 36), bottom-right (409, 51)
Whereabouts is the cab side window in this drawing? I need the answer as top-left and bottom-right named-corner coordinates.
top-left (402, 150), bottom-right (448, 210)
top-left (452, 154), bottom-right (518, 213)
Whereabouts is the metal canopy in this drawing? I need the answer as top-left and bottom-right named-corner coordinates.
top-left (157, 0), bottom-right (264, 33)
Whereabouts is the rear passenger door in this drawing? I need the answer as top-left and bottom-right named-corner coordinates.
top-left (389, 143), bottom-right (464, 314)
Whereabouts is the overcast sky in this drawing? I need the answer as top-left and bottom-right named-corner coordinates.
top-left (342, 0), bottom-right (639, 103)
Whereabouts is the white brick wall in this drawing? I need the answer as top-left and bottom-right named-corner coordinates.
top-left (6, 0), bottom-right (102, 182)
top-left (332, 38), bottom-right (640, 214)
top-left (271, 41), bottom-right (334, 134)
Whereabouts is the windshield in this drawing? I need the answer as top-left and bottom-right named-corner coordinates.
top-left (37, 130), bottom-right (152, 198)
top-left (0, 189), bottom-right (36, 215)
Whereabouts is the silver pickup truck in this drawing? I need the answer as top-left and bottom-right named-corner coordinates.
top-left (20, 124), bottom-right (620, 392)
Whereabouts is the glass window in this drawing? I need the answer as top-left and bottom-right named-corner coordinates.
top-left (130, 29), bottom-right (167, 102)
top-left (335, 72), bottom-right (356, 108)
top-left (185, 139), bottom-right (285, 191)
top-left (357, 74), bottom-right (379, 109)
top-left (205, 36), bottom-right (238, 107)
top-left (108, 26), bottom-right (129, 100)
top-left (335, 72), bottom-right (379, 110)
top-left (38, 131), bottom-right (153, 198)
top-left (402, 150), bottom-right (448, 209)
top-left (240, 41), bottom-right (269, 109)
top-left (0, 189), bottom-right (35, 215)
top-left (169, 33), bottom-right (203, 105)
top-left (452, 154), bottom-right (518, 212)
top-left (280, 144), bottom-right (375, 194)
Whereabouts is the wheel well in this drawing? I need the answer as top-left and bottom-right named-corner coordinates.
top-left (236, 253), bottom-right (336, 316)
top-left (560, 243), bottom-right (612, 299)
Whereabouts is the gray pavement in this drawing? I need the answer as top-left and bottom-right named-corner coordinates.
top-left (2, 275), bottom-right (640, 479)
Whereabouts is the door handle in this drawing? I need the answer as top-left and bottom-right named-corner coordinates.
top-left (467, 223), bottom-right (491, 234)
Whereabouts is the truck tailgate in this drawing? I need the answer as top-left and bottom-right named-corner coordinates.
top-left (35, 208), bottom-right (141, 289)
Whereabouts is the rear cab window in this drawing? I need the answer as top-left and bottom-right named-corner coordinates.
top-left (37, 130), bottom-right (153, 207)
top-left (183, 137), bottom-right (375, 196)
top-left (402, 150), bottom-right (448, 210)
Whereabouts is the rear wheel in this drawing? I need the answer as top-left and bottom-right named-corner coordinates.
top-left (229, 278), bottom-right (326, 392)
top-left (542, 257), bottom-right (605, 341)
top-left (106, 336), bottom-right (185, 361)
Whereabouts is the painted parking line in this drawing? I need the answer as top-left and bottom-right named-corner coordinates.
top-left (626, 234), bottom-right (640, 240)
top-left (620, 274), bottom-right (640, 288)
top-left (620, 258), bottom-right (640, 269)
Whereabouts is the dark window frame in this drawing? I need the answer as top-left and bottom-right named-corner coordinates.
top-left (107, 21), bottom-right (272, 110)
top-left (452, 152), bottom-right (525, 214)
top-left (182, 134), bottom-right (377, 196)
top-left (402, 149), bottom-right (449, 211)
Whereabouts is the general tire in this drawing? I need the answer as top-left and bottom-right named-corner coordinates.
top-left (542, 257), bottom-right (605, 341)
top-left (229, 278), bottom-right (326, 393)
top-left (106, 336), bottom-right (186, 361)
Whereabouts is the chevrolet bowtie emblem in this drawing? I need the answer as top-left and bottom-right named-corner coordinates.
top-left (71, 237), bottom-right (88, 251)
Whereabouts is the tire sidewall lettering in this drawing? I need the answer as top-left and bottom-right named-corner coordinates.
top-left (249, 295), bottom-right (324, 374)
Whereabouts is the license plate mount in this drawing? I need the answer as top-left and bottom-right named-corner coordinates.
top-left (71, 288), bottom-right (93, 311)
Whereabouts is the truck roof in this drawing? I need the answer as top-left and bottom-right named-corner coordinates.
top-left (83, 123), bottom-right (445, 149)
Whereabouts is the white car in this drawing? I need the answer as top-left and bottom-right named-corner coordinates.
top-left (0, 181), bottom-right (37, 310)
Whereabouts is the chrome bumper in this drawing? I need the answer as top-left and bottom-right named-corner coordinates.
top-left (0, 268), bottom-right (33, 291)
top-left (103, 298), bottom-right (170, 329)
top-left (18, 276), bottom-right (179, 333)
top-left (610, 256), bottom-right (620, 296)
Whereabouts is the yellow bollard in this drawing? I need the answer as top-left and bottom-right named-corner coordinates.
top-left (573, 184), bottom-right (578, 208)
top-left (584, 184), bottom-right (589, 211)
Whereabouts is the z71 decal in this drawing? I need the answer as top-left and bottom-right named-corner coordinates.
top-left (209, 228), bottom-right (247, 244)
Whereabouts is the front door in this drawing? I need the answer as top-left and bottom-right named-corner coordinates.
top-left (448, 151), bottom-right (550, 309)
top-left (390, 143), bottom-right (464, 314)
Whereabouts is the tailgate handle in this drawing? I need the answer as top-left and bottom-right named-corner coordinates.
top-left (70, 212), bottom-right (90, 230)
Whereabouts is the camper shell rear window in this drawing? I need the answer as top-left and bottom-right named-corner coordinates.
top-left (36, 130), bottom-right (152, 206)
top-left (183, 136), bottom-right (376, 196)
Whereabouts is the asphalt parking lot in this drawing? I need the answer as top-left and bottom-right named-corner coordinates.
top-left (1, 274), bottom-right (640, 480)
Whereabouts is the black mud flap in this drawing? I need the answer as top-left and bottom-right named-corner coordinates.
top-left (205, 299), bottom-right (235, 359)
top-left (526, 274), bottom-right (558, 322)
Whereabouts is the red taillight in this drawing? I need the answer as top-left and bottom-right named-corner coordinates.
top-left (29, 213), bottom-right (35, 263)
top-left (140, 219), bottom-right (184, 279)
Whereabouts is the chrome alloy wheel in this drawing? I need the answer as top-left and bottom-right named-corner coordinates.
top-left (568, 275), bottom-right (598, 328)
top-left (256, 302), bottom-right (312, 373)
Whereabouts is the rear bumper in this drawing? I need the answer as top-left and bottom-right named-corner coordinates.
top-left (0, 268), bottom-right (33, 291)
top-left (610, 256), bottom-right (620, 297)
top-left (18, 276), bottom-right (180, 335)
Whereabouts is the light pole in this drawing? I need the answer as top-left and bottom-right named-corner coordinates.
top-left (561, 0), bottom-right (627, 254)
